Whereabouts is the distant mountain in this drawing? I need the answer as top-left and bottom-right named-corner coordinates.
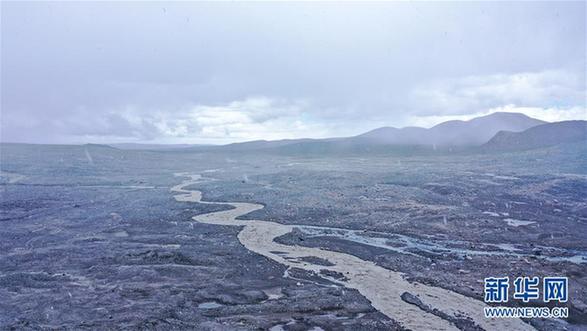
top-left (84, 143), bottom-right (118, 149)
top-left (355, 126), bottom-right (428, 145)
top-left (109, 143), bottom-right (205, 150)
top-left (482, 120), bottom-right (587, 151)
top-left (218, 138), bottom-right (318, 151)
top-left (195, 112), bottom-right (547, 154)
top-left (357, 112), bottom-right (546, 146)
top-left (248, 112), bottom-right (546, 154)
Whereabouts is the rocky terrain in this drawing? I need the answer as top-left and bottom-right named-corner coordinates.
top-left (1, 142), bottom-right (585, 330)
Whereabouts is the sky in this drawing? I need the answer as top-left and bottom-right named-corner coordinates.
top-left (1, 1), bottom-right (586, 144)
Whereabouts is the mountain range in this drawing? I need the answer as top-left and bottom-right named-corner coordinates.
top-left (107, 112), bottom-right (586, 154)
top-left (356, 112), bottom-right (545, 146)
top-left (483, 120), bottom-right (587, 151)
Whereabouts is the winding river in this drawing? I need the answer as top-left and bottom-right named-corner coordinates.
top-left (172, 173), bottom-right (534, 331)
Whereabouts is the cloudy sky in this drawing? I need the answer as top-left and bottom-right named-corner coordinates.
top-left (1, 2), bottom-right (585, 144)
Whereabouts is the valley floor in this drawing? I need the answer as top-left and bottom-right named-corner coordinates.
top-left (0, 143), bottom-right (585, 330)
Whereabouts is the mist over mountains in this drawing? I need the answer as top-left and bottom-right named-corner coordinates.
top-left (356, 112), bottom-right (545, 146)
top-left (483, 120), bottom-right (587, 151)
top-left (101, 112), bottom-right (584, 154)
top-left (184, 112), bottom-right (585, 153)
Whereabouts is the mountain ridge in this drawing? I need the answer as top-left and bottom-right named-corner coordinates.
top-left (482, 120), bottom-right (587, 151)
top-left (100, 112), bottom-right (582, 153)
top-left (357, 112), bottom-right (546, 146)
top-left (210, 112), bottom-right (546, 152)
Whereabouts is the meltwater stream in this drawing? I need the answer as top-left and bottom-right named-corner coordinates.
top-left (172, 173), bottom-right (535, 331)
top-left (295, 225), bottom-right (587, 265)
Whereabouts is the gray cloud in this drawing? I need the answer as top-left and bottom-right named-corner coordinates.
top-left (1, 2), bottom-right (585, 143)
top-left (408, 69), bottom-right (586, 116)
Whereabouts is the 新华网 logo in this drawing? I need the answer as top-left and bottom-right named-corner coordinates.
top-left (483, 276), bottom-right (569, 319)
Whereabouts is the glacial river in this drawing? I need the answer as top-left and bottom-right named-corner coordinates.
top-left (172, 173), bottom-right (534, 331)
